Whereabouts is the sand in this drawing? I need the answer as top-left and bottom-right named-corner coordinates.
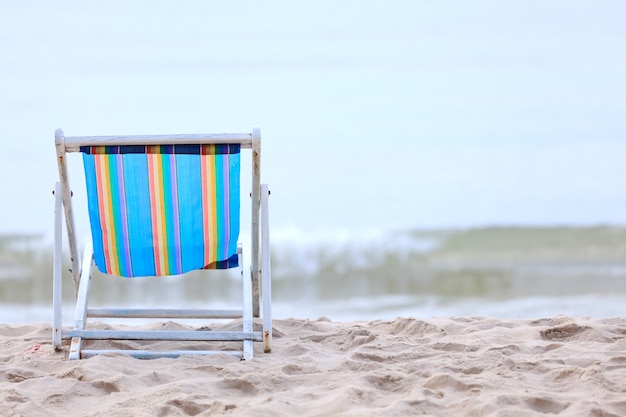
top-left (1, 316), bottom-right (625, 416)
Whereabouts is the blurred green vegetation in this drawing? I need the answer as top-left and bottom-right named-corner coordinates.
top-left (428, 226), bottom-right (626, 260)
top-left (0, 234), bottom-right (57, 304)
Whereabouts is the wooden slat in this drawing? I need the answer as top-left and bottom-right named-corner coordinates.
top-left (87, 308), bottom-right (243, 319)
top-left (62, 133), bottom-right (253, 152)
top-left (80, 349), bottom-right (243, 359)
top-left (63, 329), bottom-right (263, 342)
top-left (55, 129), bottom-right (81, 294)
top-left (251, 128), bottom-right (262, 317)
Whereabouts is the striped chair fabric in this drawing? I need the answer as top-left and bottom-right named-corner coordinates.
top-left (81, 144), bottom-right (240, 277)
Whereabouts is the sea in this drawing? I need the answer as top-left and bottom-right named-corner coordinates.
top-left (2, 226), bottom-right (626, 325)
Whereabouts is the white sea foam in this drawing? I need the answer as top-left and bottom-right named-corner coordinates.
top-left (270, 225), bottom-right (443, 278)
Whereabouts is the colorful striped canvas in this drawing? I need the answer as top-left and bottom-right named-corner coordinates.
top-left (81, 144), bottom-right (240, 277)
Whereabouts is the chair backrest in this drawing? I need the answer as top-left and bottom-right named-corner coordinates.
top-left (55, 129), bottom-right (262, 286)
top-left (81, 144), bottom-right (240, 277)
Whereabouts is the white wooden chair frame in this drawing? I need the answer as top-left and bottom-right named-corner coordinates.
top-left (53, 128), bottom-right (271, 360)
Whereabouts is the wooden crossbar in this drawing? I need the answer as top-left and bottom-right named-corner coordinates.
top-left (80, 350), bottom-right (244, 359)
top-left (61, 133), bottom-right (254, 152)
top-left (87, 308), bottom-right (243, 319)
top-left (64, 330), bottom-right (263, 342)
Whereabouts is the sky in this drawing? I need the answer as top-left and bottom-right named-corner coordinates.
top-left (1, 1), bottom-right (626, 240)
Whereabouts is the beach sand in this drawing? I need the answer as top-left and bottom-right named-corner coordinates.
top-left (1, 316), bottom-right (625, 416)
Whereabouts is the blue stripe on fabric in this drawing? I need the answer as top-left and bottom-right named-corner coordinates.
top-left (82, 154), bottom-right (107, 273)
top-left (169, 154), bottom-right (183, 275)
top-left (221, 156), bottom-right (230, 262)
top-left (176, 154), bottom-right (206, 272)
top-left (162, 154), bottom-right (183, 275)
top-left (228, 152), bottom-right (241, 259)
top-left (122, 154), bottom-right (156, 277)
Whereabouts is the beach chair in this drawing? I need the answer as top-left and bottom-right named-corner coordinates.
top-left (52, 128), bottom-right (271, 360)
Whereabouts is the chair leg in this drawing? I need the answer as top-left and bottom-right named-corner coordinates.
top-left (69, 244), bottom-right (94, 360)
top-left (68, 337), bottom-right (83, 360)
top-left (241, 246), bottom-right (254, 360)
top-left (260, 184), bottom-right (272, 353)
top-left (53, 183), bottom-right (63, 350)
